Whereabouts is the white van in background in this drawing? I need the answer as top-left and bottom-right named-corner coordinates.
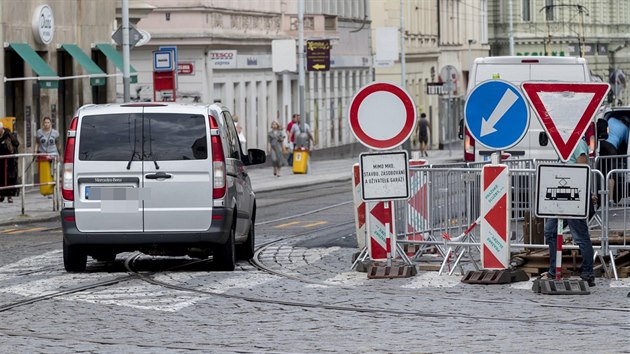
top-left (461, 56), bottom-right (596, 162)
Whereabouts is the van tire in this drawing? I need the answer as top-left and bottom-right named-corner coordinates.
top-left (215, 224), bottom-right (236, 271)
top-left (237, 222), bottom-right (255, 260)
top-left (63, 240), bottom-right (87, 272)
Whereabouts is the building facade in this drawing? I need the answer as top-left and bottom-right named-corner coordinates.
top-left (489, 0), bottom-right (630, 105)
top-left (128, 0), bottom-right (372, 151)
top-left (0, 0), bottom-right (122, 169)
top-left (371, 0), bottom-right (489, 150)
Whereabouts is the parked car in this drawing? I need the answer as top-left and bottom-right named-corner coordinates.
top-left (60, 103), bottom-right (265, 272)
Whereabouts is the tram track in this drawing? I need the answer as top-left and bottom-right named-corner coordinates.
top-left (1, 185), bottom-right (629, 330)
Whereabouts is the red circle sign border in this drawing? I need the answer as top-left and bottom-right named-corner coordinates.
top-left (348, 82), bottom-right (416, 150)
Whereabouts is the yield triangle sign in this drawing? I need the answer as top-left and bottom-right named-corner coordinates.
top-left (521, 82), bottom-right (610, 162)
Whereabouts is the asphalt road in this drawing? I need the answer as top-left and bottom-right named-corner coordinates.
top-left (1, 180), bottom-right (630, 353)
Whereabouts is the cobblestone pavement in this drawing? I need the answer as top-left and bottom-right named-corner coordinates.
top-left (1, 237), bottom-right (629, 353)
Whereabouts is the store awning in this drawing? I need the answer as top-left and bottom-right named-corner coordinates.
top-left (7, 43), bottom-right (58, 89)
top-left (61, 44), bottom-right (106, 86)
top-left (95, 43), bottom-right (138, 83)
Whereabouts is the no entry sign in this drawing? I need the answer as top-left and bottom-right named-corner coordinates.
top-left (349, 82), bottom-right (416, 150)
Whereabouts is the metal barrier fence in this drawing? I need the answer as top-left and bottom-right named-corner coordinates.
top-left (391, 157), bottom-right (626, 279)
top-left (0, 153), bottom-right (60, 214)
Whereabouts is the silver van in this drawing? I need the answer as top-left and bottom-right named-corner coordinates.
top-left (60, 103), bottom-right (265, 272)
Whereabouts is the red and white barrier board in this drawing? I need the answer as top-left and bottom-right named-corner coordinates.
top-left (352, 164), bottom-right (366, 250)
top-left (406, 159), bottom-right (428, 242)
top-left (480, 164), bottom-right (510, 269)
top-left (367, 201), bottom-right (396, 261)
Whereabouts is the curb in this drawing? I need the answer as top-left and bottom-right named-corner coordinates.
top-left (0, 213), bottom-right (60, 227)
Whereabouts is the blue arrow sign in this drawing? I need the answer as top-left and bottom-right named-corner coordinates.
top-left (464, 79), bottom-right (530, 150)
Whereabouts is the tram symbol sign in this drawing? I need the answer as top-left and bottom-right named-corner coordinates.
top-left (465, 80), bottom-right (530, 151)
top-left (536, 164), bottom-right (590, 219)
top-left (349, 82), bottom-right (416, 150)
top-left (522, 82), bottom-right (610, 162)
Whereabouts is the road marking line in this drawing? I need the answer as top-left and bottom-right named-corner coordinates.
top-left (5, 227), bottom-right (47, 235)
top-left (0, 228), bottom-right (19, 234)
top-left (302, 221), bottom-right (327, 228)
top-left (273, 221), bottom-right (301, 228)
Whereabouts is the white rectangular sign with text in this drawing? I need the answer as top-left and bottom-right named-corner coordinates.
top-left (360, 151), bottom-right (409, 201)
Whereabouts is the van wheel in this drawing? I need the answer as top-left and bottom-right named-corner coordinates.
top-left (215, 225), bottom-right (236, 271)
top-left (63, 239), bottom-right (87, 272)
top-left (237, 222), bottom-right (255, 260)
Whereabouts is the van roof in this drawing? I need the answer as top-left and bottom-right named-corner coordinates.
top-left (473, 56), bottom-right (587, 65)
top-left (76, 102), bottom-right (225, 115)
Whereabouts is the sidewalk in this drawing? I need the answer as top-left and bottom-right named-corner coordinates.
top-left (0, 148), bottom-right (460, 227)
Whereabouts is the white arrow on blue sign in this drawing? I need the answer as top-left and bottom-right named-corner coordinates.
top-left (464, 79), bottom-right (530, 151)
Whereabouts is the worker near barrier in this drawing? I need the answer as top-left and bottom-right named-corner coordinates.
top-left (541, 138), bottom-right (595, 286)
top-left (599, 115), bottom-right (630, 205)
top-left (0, 122), bottom-right (19, 203)
top-left (35, 116), bottom-right (59, 196)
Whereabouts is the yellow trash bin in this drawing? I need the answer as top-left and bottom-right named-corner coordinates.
top-left (38, 155), bottom-right (54, 196)
top-left (292, 148), bottom-right (309, 174)
top-left (0, 117), bottom-right (15, 132)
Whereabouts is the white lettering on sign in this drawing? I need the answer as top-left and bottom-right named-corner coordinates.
top-left (360, 151), bottom-right (409, 201)
top-left (484, 184), bottom-right (506, 204)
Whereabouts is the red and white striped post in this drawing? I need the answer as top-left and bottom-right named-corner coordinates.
top-left (556, 220), bottom-right (563, 280)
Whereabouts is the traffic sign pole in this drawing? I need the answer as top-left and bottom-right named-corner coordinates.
top-left (556, 221), bottom-right (563, 280)
top-left (349, 82), bottom-right (417, 278)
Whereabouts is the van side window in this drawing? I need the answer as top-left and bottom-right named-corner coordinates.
top-left (222, 111), bottom-right (241, 159)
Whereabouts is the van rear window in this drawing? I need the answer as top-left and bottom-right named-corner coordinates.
top-left (78, 113), bottom-right (207, 161)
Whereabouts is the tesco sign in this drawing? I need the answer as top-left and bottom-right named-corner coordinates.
top-left (209, 50), bottom-right (237, 68)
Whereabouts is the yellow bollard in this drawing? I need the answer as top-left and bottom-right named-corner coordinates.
top-left (38, 156), bottom-right (54, 196)
top-left (292, 147), bottom-right (309, 174)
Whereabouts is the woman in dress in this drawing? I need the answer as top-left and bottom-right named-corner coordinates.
top-left (267, 121), bottom-right (285, 177)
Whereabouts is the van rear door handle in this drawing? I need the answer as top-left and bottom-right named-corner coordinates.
top-left (145, 172), bottom-right (172, 179)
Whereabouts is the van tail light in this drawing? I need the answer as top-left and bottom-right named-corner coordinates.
top-left (464, 127), bottom-right (475, 161)
top-left (62, 117), bottom-right (78, 201)
top-left (209, 115), bottom-right (226, 199)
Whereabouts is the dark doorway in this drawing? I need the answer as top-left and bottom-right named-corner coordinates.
top-left (4, 49), bottom-right (26, 147)
top-left (57, 50), bottom-right (74, 149)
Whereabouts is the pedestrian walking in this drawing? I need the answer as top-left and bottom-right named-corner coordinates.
top-left (599, 115), bottom-right (630, 205)
top-left (233, 114), bottom-right (247, 151)
top-left (286, 114), bottom-right (298, 166)
top-left (418, 112), bottom-right (430, 157)
top-left (540, 138), bottom-right (595, 286)
top-left (35, 116), bottom-right (60, 196)
top-left (0, 122), bottom-right (19, 203)
top-left (36, 116), bottom-right (60, 156)
top-left (290, 114), bottom-right (314, 150)
top-left (267, 121), bottom-right (286, 177)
